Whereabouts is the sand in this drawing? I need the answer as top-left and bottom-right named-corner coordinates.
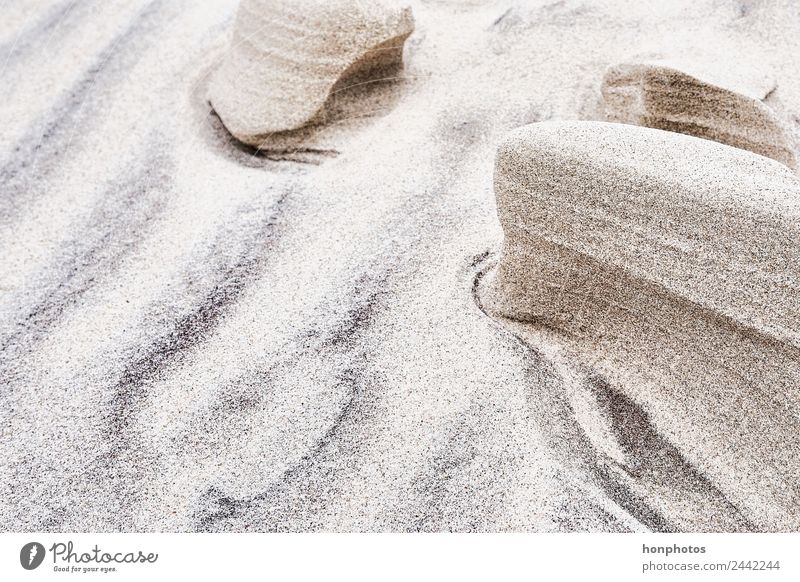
top-left (208, 0), bottom-right (414, 144)
top-left (602, 56), bottom-right (798, 169)
top-left (481, 120), bottom-right (800, 531)
top-left (1, 0), bottom-right (799, 533)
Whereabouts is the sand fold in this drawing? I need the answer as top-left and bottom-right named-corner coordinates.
top-left (481, 121), bottom-right (800, 530)
top-left (208, 0), bottom-right (414, 146)
top-left (602, 57), bottom-right (799, 169)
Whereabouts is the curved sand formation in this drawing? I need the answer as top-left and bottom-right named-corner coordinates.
top-left (602, 58), bottom-right (799, 169)
top-left (480, 120), bottom-right (800, 530)
top-left (208, 0), bottom-right (414, 146)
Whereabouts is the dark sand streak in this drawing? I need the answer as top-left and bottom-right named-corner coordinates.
top-left (195, 273), bottom-right (389, 532)
top-left (0, 0), bottom-right (170, 221)
top-left (0, 146), bottom-right (172, 376)
top-left (0, 0), bottom-right (82, 69)
top-left (55, 187), bottom-right (293, 531)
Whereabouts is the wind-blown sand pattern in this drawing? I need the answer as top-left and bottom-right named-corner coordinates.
top-left (479, 121), bottom-right (800, 531)
top-left (208, 0), bottom-right (414, 146)
top-left (602, 57), bottom-right (799, 169)
top-left (2, 0), bottom-right (800, 533)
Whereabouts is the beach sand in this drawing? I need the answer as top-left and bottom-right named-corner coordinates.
top-left (1, 0), bottom-right (799, 532)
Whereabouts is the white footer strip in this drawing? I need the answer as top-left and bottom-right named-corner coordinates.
top-left (2, 533), bottom-right (798, 581)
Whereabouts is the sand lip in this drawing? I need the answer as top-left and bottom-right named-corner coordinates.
top-left (478, 120), bottom-right (800, 530)
top-left (602, 53), bottom-right (799, 169)
top-left (486, 120), bottom-right (800, 348)
top-left (208, 0), bottom-right (415, 146)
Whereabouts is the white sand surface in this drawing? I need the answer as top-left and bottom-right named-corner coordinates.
top-left (1, 0), bottom-right (799, 532)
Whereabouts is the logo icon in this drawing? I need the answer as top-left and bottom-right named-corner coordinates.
top-left (20, 542), bottom-right (46, 570)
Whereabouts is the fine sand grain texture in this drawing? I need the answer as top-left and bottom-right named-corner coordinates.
top-left (1, 0), bottom-right (800, 533)
top-left (602, 56), bottom-right (799, 169)
top-left (208, 0), bottom-right (414, 146)
top-left (479, 121), bottom-right (800, 531)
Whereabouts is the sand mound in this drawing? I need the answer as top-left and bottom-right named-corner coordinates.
top-left (479, 120), bottom-right (800, 530)
top-left (485, 120), bottom-right (800, 344)
top-left (602, 57), bottom-right (798, 169)
top-left (208, 0), bottom-right (414, 147)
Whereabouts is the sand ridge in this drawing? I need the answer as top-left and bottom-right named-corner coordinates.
top-left (208, 0), bottom-right (415, 146)
top-left (602, 56), bottom-right (799, 169)
top-left (479, 121), bottom-right (800, 530)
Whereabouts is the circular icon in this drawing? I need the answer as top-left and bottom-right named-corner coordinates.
top-left (20, 542), bottom-right (45, 570)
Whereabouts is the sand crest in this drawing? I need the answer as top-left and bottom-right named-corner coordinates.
top-left (480, 120), bottom-right (800, 530)
top-left (208, 0), bottom-right (414, 146)
top-left (602, 57), bottom-right (798, 169)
